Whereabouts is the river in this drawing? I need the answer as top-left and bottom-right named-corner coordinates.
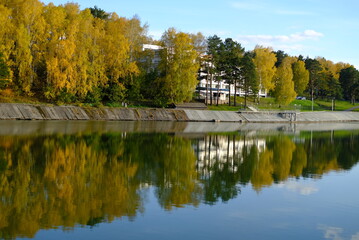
top-left (0, 121), bottom-right (358, 239)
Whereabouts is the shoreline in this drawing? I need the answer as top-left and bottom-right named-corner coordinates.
top-left (1, 103), bottom-right (359, 123)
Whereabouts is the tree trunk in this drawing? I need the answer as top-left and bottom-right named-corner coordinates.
top-left (205, 67), bottom-right (209, 105)
top-left (228, 83), bottom-right (231, 106)
top-left (244, 93), bottom-right (247, 108)
top-left (216, 82), bottom-right (220, 106)
top-left (210, 73), bottom-right (213, 105)
top-left (234, 79), bottom-right (237, 106)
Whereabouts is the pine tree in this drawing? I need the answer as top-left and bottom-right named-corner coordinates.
top-left (239, 52), bottom-right (259, 108)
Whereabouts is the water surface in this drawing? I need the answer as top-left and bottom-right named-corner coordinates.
top-left (0, 121), bottom-right (358, 239)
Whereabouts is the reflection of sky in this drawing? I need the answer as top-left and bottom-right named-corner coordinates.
top-left (33, 165), bottom-right (359, 240)
top-left (318, 225), bottom-right (359, 240)
top-left (276, 181), bottom-right (319, 195)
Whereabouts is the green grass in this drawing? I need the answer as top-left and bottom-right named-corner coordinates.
top-left (2, 90), bottom-right (359, 112)
top-left (205, 97), bottom-right (359, 112)
top-left (207, 105), bottom-right (243, 111)
top-left (315, 99), bottom-right (359, 111)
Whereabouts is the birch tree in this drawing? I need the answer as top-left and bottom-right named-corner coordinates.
top-left (273, 57), bottom-right (296, 105)
top-left (156, 28), bottom-right (199, 105)
top-left (253, 46), bottom-right (277, 92)
top-left (292, 60), bottom-right (309, 96)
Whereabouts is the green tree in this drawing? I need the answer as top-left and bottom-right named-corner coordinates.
top-left (220, 38), bottom-right (244, 106)
top-left (239, 52), bottom-right (259, 107)
top-left (305, 57), bottom-right (323, 102)
top-left (326, 73), bottom-right (342, 109)
top-left (274, 50), bottom-right (288, 68)
top-left (339, 66), bottom-right (359, 104)
top-left (206, 35), bottom-right (223, 105)
top-left (89, 6), bottom-right (109, 20)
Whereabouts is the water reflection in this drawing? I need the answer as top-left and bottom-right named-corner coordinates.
top-left (0, 124), bottom-right (358, 239)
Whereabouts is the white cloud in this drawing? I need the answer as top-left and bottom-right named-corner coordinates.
top-left (291, 30), bottom-right (324, 41)
top-left (236, 30), bottom-right (324, 45)
top-left (235, 30), bottom-right (324, 54)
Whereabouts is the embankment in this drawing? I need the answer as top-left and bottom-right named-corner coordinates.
top-left (1, 103), bottom-right (359, 123)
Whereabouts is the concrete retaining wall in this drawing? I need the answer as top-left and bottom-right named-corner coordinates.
top-left (1, 103), bottom-right (359, 123)
top-left (0, 103), bottom-right (189, 121)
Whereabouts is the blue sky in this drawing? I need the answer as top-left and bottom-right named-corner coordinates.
top-left (41, 0), bottom-right (359, 67)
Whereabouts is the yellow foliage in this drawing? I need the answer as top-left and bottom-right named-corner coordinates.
top-left (273, 57), bottom-right (297, 105)
top-left (253, 46), bottom-right (277, 91)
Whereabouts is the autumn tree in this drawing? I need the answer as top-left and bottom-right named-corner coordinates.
top-left (190, 32), bottom-right (207, 58)
top-left (155, 28), bottom-right (199, 105)
top-left (122, 15), bottom-right (149, 100)
top-left (0, 4), bottom-right (14, 81)
top-left (2, 0), bottom-right (47, 94)
top-left (253, 46), bottom-right (277, 95)
top-left (292, 60), bottom-right (309, 96)
top-left (101, 13), bottom-right (138, 95)
top-left (0, 53), bottom-right (10, 88)
top-left (273, 57), bottom-right (296, 105)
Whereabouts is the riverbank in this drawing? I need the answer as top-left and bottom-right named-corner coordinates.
top-left (1, 103), bottom-right (359, 123)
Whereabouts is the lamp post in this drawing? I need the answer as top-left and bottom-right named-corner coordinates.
top-left (312, 96), bottom-right (314, 111)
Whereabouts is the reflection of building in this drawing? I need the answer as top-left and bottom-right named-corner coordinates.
top-left (193, 136), bottom-right (266, 174)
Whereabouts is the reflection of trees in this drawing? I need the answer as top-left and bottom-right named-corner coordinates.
top-left (195, 131), bottom-right (359, 196)
top-left (0, 133), bottom-right (200, 239)
top-left (0, 130), bottom-right (359, 238)
top-left (0, 135), bottom-right (141, 239)
top-left (271, 136), bottom-right (296, 182)
top-left (119, 134), bottom-right (201, 210)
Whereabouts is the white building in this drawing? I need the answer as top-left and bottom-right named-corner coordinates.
top-left (141, 44), bottom-right (163, 71)
top-left (196, 65), bottom-right (267, 104)
top-left (142, 45), bottom-right (267, 103)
